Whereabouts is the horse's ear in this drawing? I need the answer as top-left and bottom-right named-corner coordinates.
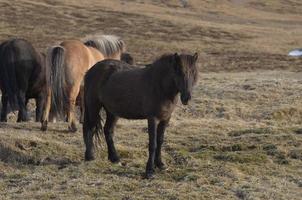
top-left (193, 52), bottom-right (198, 62)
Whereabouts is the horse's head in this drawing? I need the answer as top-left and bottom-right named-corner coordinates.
top-left (121, 53), bottom-right (134, 65)
top-left (172, 53), bottom-right (198, 105)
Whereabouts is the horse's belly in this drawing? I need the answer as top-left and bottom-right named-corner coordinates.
top-left (105, 103), bottom-right (148, 119)
top-left (100, 77), bottom-right (154, 119)
top-left (117, 112), bottom-right (146, 120)
top-left (101, 94), bottom-right (151, 119)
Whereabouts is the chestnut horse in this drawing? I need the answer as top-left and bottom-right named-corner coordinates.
top-left (0, 38), bottom-right (46, 122)
top-left (41, 35), bottom-right (125, 132)
top-left (83, 53), bottom-right (198, 178)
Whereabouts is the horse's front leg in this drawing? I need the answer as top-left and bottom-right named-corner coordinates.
top-left (145, 117), bottom-right (159, 179)
top-left (104, 111), bottom-right (119, 163)
top-left (17, 97), bottom-right (29, 122)
top-left (155, 119), bottom-right (169, 170)
top-left (41, 88), bottom-right (51, 131)
top-left (83, 121), bottom-right (95, 161)
top-left (0, 93), bottom-right (8, 122)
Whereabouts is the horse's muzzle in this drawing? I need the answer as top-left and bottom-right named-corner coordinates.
top-left (180, 93), bottom-right (191, 105)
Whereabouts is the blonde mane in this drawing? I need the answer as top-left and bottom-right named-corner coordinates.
top-left (84, 35), bottom-right (125, 57)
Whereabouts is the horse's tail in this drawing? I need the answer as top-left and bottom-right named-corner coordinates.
top-left (83, 107), bottom-right (104, 147)
top-left (83, 72), bottom-right (104, 160)
top-left (0, 43), bottom-right (19, 110)
top-left (46, 45), bottom-right (66, 116)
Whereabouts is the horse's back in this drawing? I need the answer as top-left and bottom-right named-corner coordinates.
top-left (61, 40), bottom-right (90, 65)
top-left (0, 39), bottom-right (38, 63)
top-left (85, 60), bottom-right (125, 89)
top-left (0, 39), bottom-right (44, 108)
top-left (85, 60), bottom-right (155, 119)
top-left (0, 39), bottom-right (41, 79)
top-left (60, 40), bottom-right (103, 83)
top-left (84, 60), bottom-right (123, 114)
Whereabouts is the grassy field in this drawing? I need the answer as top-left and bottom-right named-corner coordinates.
top-left (0, 0), bottom-right (302, 199)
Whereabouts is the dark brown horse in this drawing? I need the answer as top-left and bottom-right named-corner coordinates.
top-left (0, 38), bottom-right (46, 122)
top-left (41, 35), bottom-right (125, 132)
top-left (83, 53), bottom-right (199, 178)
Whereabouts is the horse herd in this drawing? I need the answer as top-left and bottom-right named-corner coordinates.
top-left (0, 36), bottom-right (199, 178)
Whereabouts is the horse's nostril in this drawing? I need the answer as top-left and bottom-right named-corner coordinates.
top-left (180, 93), bottom-right (191, 105)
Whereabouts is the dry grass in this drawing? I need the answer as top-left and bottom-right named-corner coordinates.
top-left (0, 0), bottom-right (302, 199)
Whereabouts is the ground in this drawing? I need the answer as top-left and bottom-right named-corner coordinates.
top-left (0, 0), bottom-right (302, 199)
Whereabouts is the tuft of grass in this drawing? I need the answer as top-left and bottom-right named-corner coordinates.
top-left (213, 152), bottom-right (267, 164)
top-left (288, 149), bottom-right (302, 160)
top-left (228, 128), bottom-right (275, 137)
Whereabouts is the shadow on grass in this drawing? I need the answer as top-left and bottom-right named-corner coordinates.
top-left (0, 122), bottom-right (77, 134)
top-left (0, 142), bottom-right (80, 169)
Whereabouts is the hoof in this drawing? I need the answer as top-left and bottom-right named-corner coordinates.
top-left (109, 155), bottom-right (120, 163)
top-left (144, 171), bottom-right (155, 179)
top-left (17, 114), bottom-right (29, 122)
top-left (155, 161), bottom-right (167, 170)
top-left (85, 152), bottom-right (95, 161)
top-left (68, 123), bottom-right (77, 133)
top-left (41, 121), bottom-right (48, 131)
top-left (79, 116), bottom-right (84, 124)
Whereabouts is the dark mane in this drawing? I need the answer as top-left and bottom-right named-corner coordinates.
top-left (147, 54), bottom-right (175, 77)
top-left (151, 53), bottom-right (174, 66)
top-left (179, 54), bottom-right (199, 84)
top-left (146, 54), bottom-right (177, 98)
top-left (149, 53), bottom-right (199, 86)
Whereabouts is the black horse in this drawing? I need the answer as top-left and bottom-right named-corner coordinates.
top-left (0, 38), bottom-right (46, 122)
top-left (83, 53), bottom-right (198, 178)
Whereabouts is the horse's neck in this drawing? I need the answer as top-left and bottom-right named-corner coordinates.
top-left (87, 47), bottom-right (105, 68)
top-left (88, 46), bottom-right (120, 66)
top-left (106, 53), bottom-right (121, 60)
top-left (149, 64), bottom-right (178, 102)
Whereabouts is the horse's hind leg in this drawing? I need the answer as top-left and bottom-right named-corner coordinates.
top-left (68, 99), bottom-right (77, 132)
top-left (67, 85), bottom-right (80, 132)
top-left (155, 119), bottom-right (169, 170)
top-left (41, 88), bottom-right (51, 131)
top-left (35, 95), bottom-right (44, 122)
top-left (0, 93), bottom-right (8, 122)
top-left (83, 102), bottom-right (102, 161)
top-left (16, 90), bottom-right (29, 122)
top-left (17, 97), bottom-right (29, 122)
top-left (104, 111), bottom-right (119, 163)
top-left (83, 120), bottom-right (95, 161)
top-left (80, 102), bottom-right (84, 124)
